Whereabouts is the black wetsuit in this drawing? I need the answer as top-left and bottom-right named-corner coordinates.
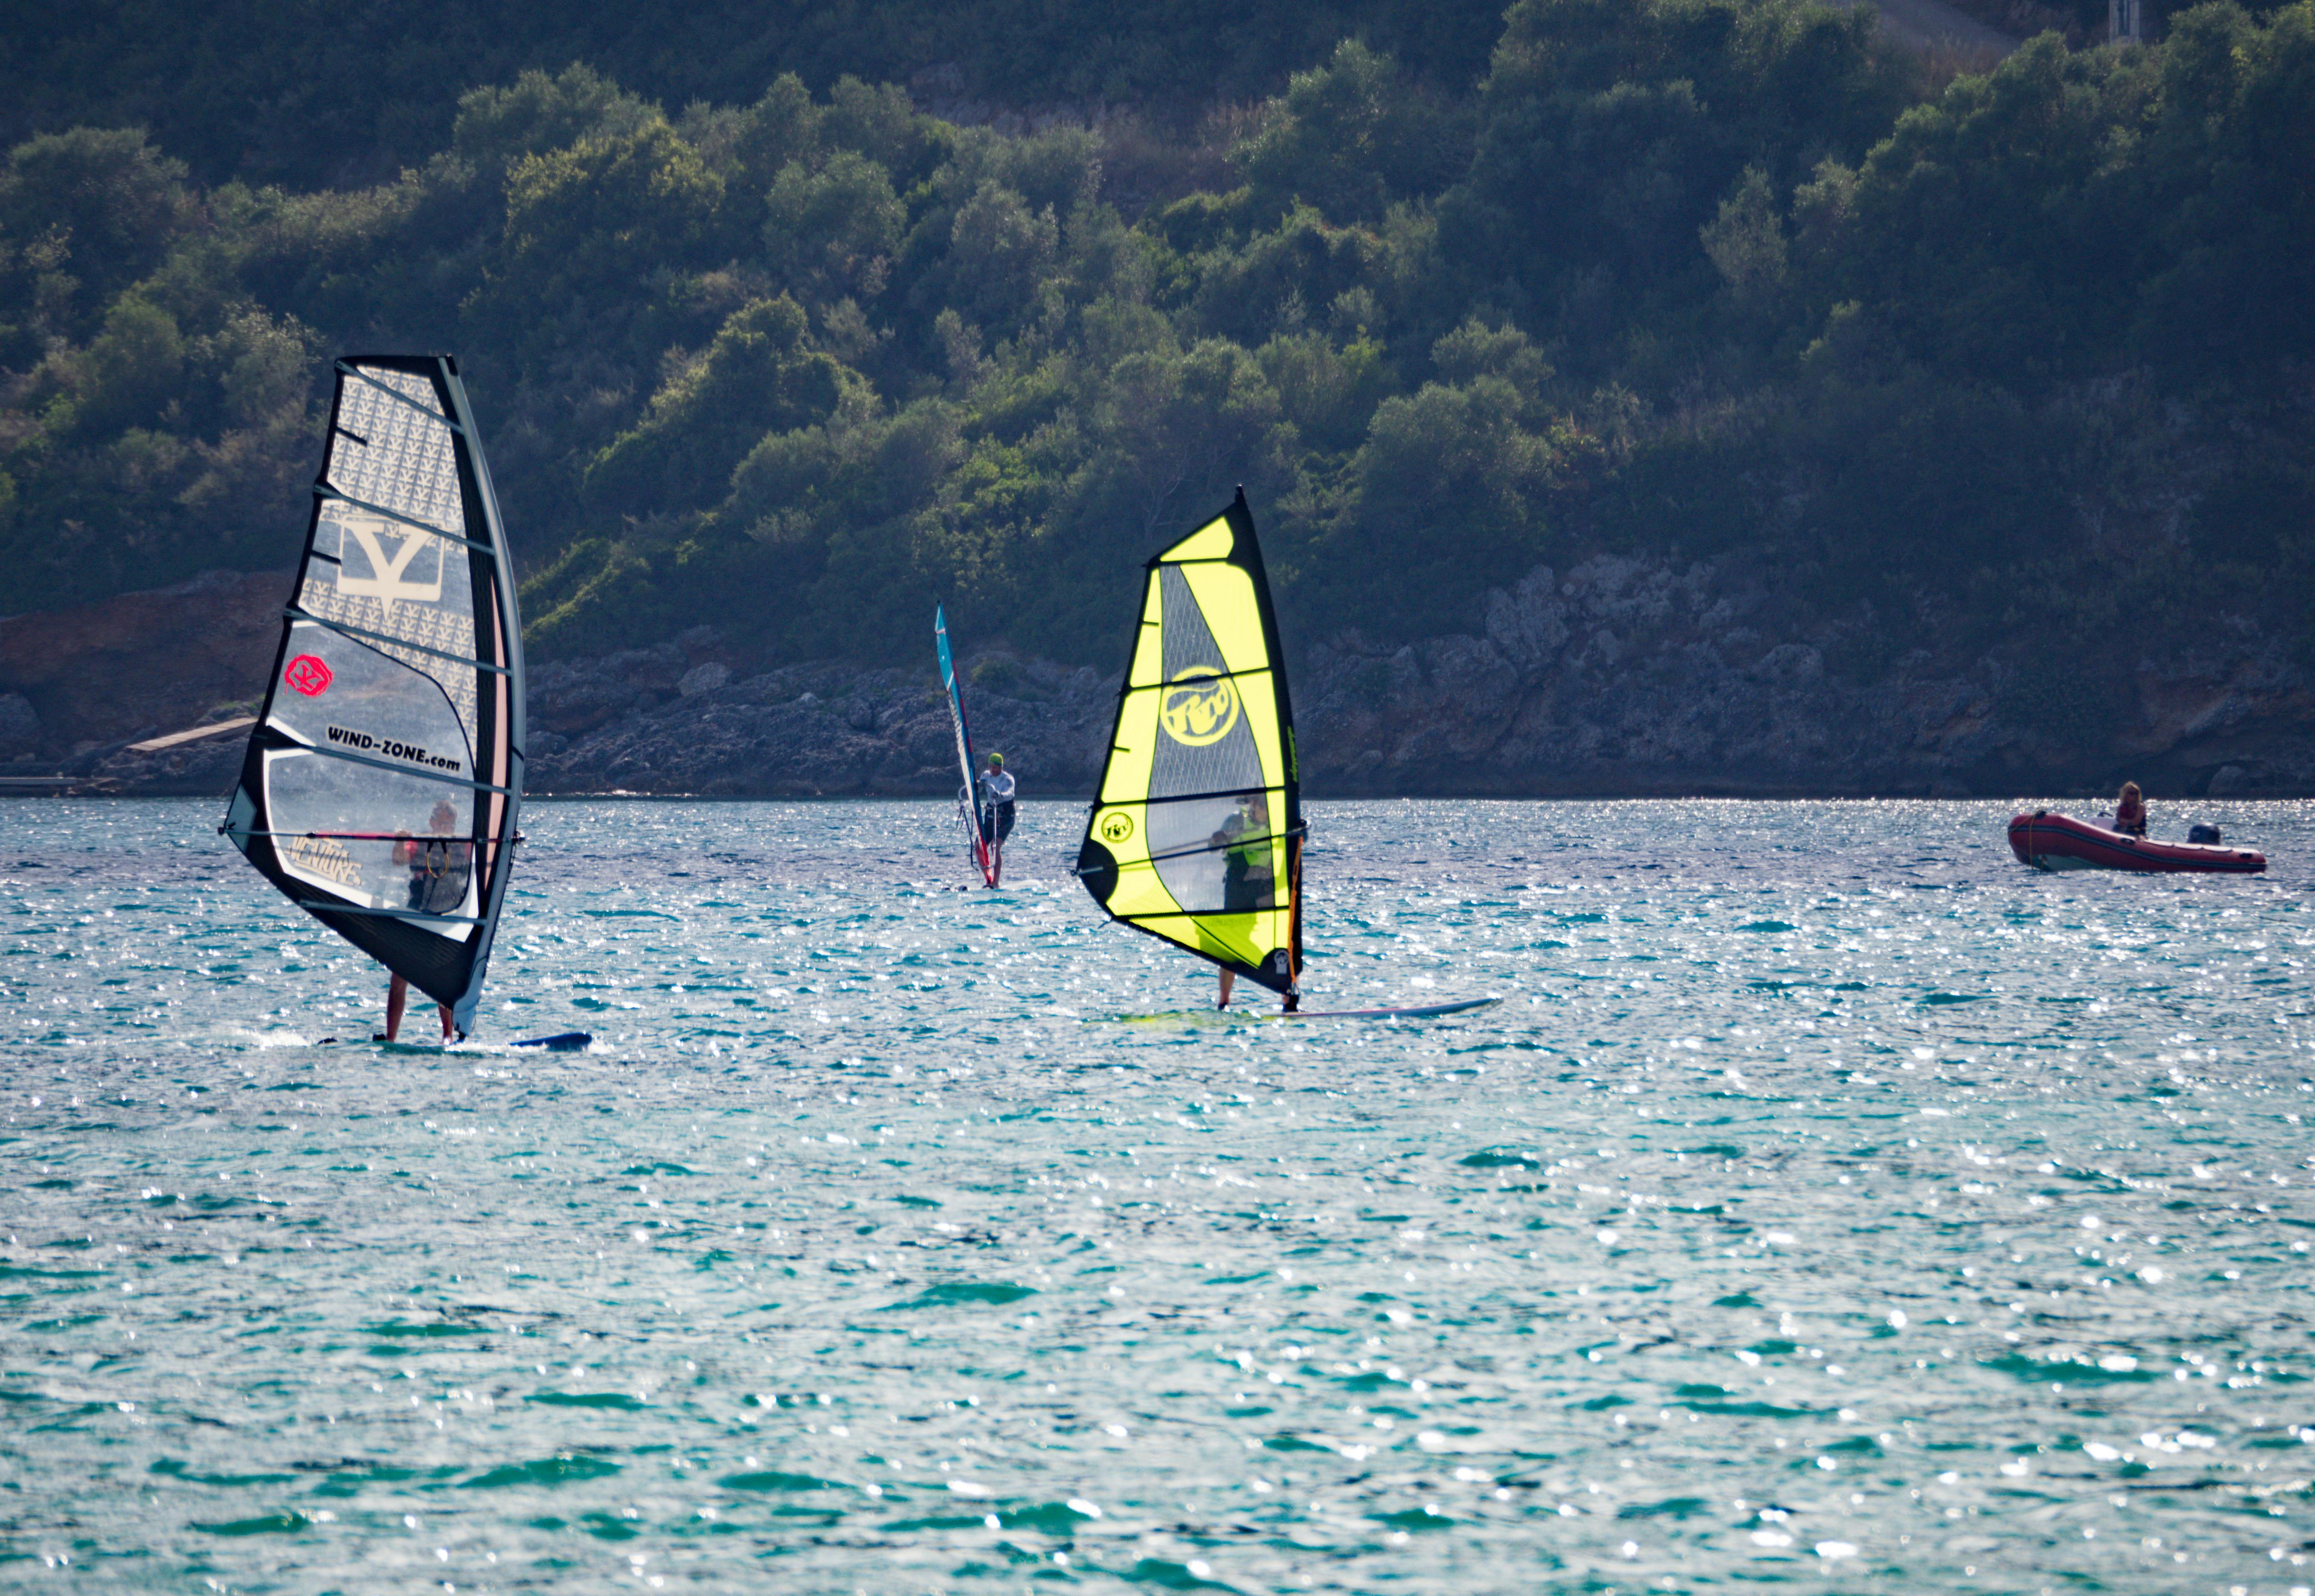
top-left (406, 837), bottom-right (471, 914)
top-left (1217, 812), bottom-right (1274, 913)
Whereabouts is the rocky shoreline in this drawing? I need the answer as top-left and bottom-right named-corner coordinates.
top-left (3, 557), bottom-right (2309, 800)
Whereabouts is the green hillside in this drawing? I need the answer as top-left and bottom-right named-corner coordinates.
top-left (0, 0), bottom-right (2309, 678)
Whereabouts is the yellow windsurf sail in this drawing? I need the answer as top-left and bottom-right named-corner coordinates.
top-left (1076, 489), bottom-right (1302, 997)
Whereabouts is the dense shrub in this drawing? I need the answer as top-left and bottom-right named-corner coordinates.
top-left (0, 0), bottom-right (2307, 676)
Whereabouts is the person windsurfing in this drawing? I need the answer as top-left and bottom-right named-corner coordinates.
top-left (221, 353), bottom-right (525, 1046)
top-left (1211, 792), bottom-right (1281, 1010)
top-left (378, 800), bottom-right (466, 1043)
top-left (978, 752), bottom-right (1017, 886)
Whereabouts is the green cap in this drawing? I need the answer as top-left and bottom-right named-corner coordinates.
top-left (988, 752), bottom-right (1003, 766)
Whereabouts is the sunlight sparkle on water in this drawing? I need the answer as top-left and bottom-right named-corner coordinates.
top-left (0, 796), bottom-right (2310, 1592)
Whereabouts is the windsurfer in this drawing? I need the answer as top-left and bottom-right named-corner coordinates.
top-left (1211, 791), bottom-right (1275, 1009)
top-left (379, 800), bottom-right (465, 1043)
top-left (978, 752), bottom-right (1016, 887)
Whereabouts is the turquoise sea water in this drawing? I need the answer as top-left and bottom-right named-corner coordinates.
top-left (4, 796), bottom-right (2313, 1595)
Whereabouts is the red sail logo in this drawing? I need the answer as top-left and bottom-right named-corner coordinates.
top-left (284, 655), bottom-right (333, 697)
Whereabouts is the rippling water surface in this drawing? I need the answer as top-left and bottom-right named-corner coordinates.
top-left (4, 796), bottom-right (2313, 1594)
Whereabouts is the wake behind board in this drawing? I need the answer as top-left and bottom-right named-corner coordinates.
top-left (1108, 996), bottom-right (1501, 1024)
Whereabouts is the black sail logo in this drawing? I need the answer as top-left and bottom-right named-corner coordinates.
top-left (326, 724), bottom-right (463, 774)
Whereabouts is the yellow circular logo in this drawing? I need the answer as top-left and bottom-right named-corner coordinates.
top-left (1097, 810), bottom-right (1135, 844)
top-left (1159, 668), bottom-right (1239, 746)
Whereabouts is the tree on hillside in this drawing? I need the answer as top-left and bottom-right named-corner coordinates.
top-left (0, 0), bottom-right (2308, 681)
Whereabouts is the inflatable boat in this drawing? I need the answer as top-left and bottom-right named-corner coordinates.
top-left (2007, 811), bottom-right (2266, 874)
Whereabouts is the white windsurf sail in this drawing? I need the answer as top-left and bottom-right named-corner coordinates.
top-left (222, 355), bottom-right (524, 1034)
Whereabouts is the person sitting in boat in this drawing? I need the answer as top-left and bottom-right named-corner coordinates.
top-left (2112, 781), bottom-right (2148, 837)
top-left (1211, 792), bottom-right (1276, 1009)
top-left (379, 801), bottom-right (466, 1044)
top-left (977, 752), bottom-right (1016, 887)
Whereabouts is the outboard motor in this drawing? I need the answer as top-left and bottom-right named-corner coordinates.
top-left (2188, 822), bottom-right (2223, 845)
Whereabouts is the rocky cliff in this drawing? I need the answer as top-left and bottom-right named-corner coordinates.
top-left (9, 555), bottom-right (2309, 800)
top-left (0, 569), bottom-right (285, 794)
top-left (522, 633), bottom-right (1114, 797)
top-left (1298, 556), bottom-right (2311, 797)
top-left (508, 553), bottom-right (2310, 800)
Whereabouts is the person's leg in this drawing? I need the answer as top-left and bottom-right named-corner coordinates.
top-left (384, 974), bottom-right (408, 1042)
top-left (436, 1004), bottom-right (455, 1041)
top-left (1217, 968), bottom-right (1234, 1010)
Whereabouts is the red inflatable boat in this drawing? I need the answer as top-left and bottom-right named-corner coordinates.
top-left (2007, 811), bottom-right (2266, 874)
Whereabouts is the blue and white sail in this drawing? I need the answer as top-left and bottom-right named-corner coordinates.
top-left (935, 604), bottom-right (994, 886)
top-left (222, 355), bottom-right (525, 1033)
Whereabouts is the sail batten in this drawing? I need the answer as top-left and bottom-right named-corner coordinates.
top-left (335, 360), bottom-right (462, 429)
top-left (312, 485), bottom-right (498, 554)
top-left (224, 354), bottom-right (524, 1033)
top-left (304, 905), bottom-right (490, 925)
top-left (283, 607), bottom-right (515, 673)
top-left (1076, 489), bottom-right (1302, 995)
top-left (276, 740), bottom-right (518, 793)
